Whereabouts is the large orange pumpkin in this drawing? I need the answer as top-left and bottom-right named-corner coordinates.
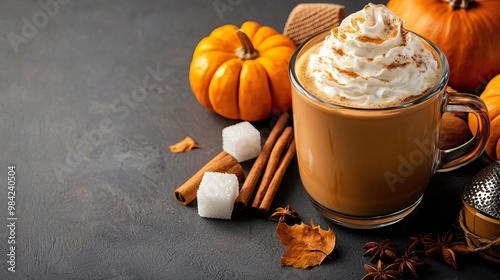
top-left (469, 74), bottom-right (500, 160)
top-left (387, 0), bottom-right (500, 94)
top-left (189, 21), bottom-right (296, 121)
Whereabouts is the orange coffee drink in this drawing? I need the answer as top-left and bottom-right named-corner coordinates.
top-left (289, 4), bottom-right (490, 228)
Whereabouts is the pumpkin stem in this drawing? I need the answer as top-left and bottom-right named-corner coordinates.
top-left (448, 0), bottom-right (473, 9)
top-left (235, 29), bottom-right (259, 60)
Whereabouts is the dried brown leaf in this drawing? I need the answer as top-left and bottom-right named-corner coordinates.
top-left (169, 136), bottom-right (200, 153)
top-left (276, 219), bottom-right (336, 269)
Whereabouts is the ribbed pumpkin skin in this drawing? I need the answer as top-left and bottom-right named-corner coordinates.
top-left (189, 21), bottom-right (296, 121)
top-left (469, 74), bottom-right (500, 160)
top-left (387, 0), bottom-right (500, 94)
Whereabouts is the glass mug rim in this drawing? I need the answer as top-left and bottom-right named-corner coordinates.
top-left (289, 30), bottom-right (450, 111)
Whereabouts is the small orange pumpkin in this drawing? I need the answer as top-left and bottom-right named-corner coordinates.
top-left (387, 0), bottom-right (500, 94)
top-left (439, 87), bottom-right (472, 149)
top-left (439, 112), bottom-right (471, 150)
top-left (469, 74), bottom-right (500, 160)
top-left (189, 21), bottom-right (296, 121)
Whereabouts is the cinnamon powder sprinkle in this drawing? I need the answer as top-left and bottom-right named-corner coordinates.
top-left (331, 27), bottom-right (339, 40)
top-left (412, 53), bottom-right (426, 70)
top-left (356, 35), bottom-right (385, 45)
top-left (326, 72), bottom-right (346, 86)
top-left (386, 61), bottom-right (410, 70)
top-left (349, 15), bottom-right (365, 32)
top-left (335, 67), bottom-right (359, 79)
top-left (357, 24), bottom-right (399, 45)
top-left (333, 47), bottom-right (344, 56)
top-left (332, 27), bottom-right (347, 40)
top-left (399, 29), bottom-right (408, 46)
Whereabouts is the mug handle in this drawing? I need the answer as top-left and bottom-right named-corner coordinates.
top-left (436, 91), bottom-right (490, 172)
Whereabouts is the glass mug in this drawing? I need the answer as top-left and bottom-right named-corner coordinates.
top-left (289, 31), bottom-right (490, 229)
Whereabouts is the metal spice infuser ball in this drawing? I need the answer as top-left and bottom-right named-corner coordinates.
top-left (461, 161), bottom-right (500, 260)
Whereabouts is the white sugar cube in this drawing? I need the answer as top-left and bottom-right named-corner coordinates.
top-left (197, 172), bottom-right (239, 219)
top-left (222, 121), bottom-right (261, 162)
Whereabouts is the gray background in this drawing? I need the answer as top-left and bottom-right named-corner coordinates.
top-left (1, 0), bottom-right (499, 279)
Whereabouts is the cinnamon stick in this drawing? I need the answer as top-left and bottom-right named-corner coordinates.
top-left (174, 151), bottom-right (244, 205)
top-left (258, 138), bottom-right (296, 215)
top-left (234, 112), bottom-right (290, 211)
top-left (250, 126), bottom-right (294, 211)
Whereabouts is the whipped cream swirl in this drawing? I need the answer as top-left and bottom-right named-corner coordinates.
top-left (308, 3), bottom-right (439, 107)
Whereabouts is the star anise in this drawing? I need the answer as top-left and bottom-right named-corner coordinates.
top-left (407, 233), bottom-right (434, 253)
top-left (393, 250), bottom-right (431, 279)
top-left (363, 239), bottom-right (399, 263)
top-left (362, 260), bottom-right (401, 280)
top-left (269, 205), bottom-right (301, 225)
top-left (422, 231), bottom-right (471, 270)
